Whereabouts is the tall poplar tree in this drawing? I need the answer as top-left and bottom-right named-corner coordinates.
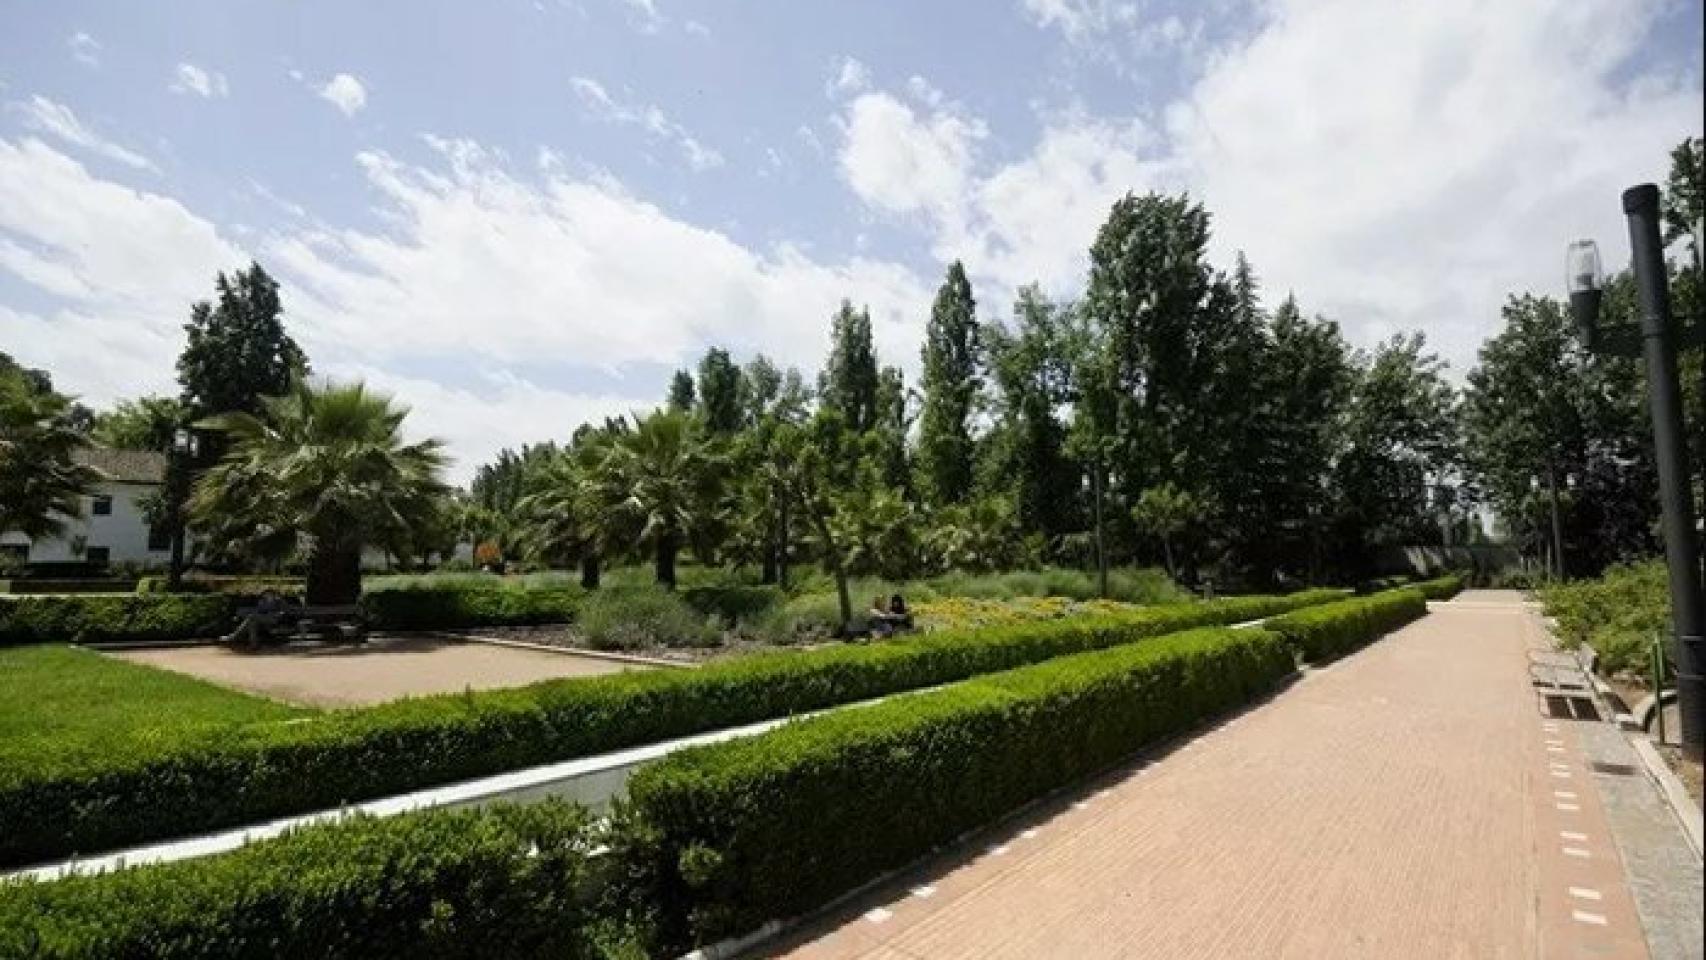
top-left (916, 261), bottom-right (981, 505)
top-left (819, 300), bottom-right (879, 432)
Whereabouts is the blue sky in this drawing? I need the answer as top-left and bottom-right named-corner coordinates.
top-left (1, 0), bottom-right (1701, 480)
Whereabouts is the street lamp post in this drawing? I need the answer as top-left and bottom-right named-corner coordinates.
top-left (166, 427), bottom-right (199, 591)
top-left (1568, 184), bottom-right (1706, 758)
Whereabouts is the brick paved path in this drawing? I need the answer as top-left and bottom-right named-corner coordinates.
top-left (754, 591), bottom-right (1652, 960)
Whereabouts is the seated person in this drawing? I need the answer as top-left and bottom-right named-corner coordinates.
top-left (887, 593), bottom-right (914, 630)
top-left (224, 589), bottom-right (290, 648)
top-left (867, 595), bottom-right (897, 638)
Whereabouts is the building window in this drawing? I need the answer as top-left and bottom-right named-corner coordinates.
top-left (85, 546), bottom-right (111, 566)
top-left (91, 495), bottom-right (113, 516)
top-left (147, 523), bottom-right (172, 552)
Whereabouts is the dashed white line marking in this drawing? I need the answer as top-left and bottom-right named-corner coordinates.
top-left (1568, 887), bottom-right (1603, 901)
top-left (1571, 910), bottom-right (1608, 926)
top-left (1020, 828), bottom-right (1039, 839)
top-left (1551, 771), bottom-right (1573, 779)
top-left (1072, 801), bottom-right (1089, 810)
top-left (1556, 802), bottom-right (1581, 812)
top-left (1562, 846), bottom-right (1591, 859)
top-left (1560, 830), bottom-right (1589, 841)
top-left (1545, 739), bottom-right (1565, 746)
top-left (1547, 746), bottom-right (1566, 753)
top-left (910, 885), bottom-right (936, 899)
top-left (865, 908), bottom-right (893, 924)
top-left (1554, 790), bottom-right (1578, 799)
top-left (986, 844), bottom-right (1010, 857)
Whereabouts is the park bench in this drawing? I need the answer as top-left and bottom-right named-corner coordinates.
top-left (229, 601), bottom-right (367, 647)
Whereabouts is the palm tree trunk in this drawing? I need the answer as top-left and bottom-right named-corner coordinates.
top-left (580, 553), bottom-right (601, 590)
top-left (306, 543), bottom-right (362, 605)
top-left (655, 535), bottom-right (678, 589)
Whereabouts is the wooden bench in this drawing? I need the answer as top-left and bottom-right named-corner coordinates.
top-left (230, 601), bottom-right (366, 646)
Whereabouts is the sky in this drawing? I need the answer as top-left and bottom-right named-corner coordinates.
top-left (1, 0), bottom-right (1702, 483)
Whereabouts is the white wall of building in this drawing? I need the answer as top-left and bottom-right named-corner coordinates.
top-left (0, 481), bottom-right (173, 568)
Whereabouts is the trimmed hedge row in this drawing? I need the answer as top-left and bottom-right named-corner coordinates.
top-left (359, 588), bottom-right (583, 631)
top-left (1262, 588), bottom-right (1428, 663)
top-left (0, 801), bottom-right (610, 960)
top-left (1415, 574), bottom-right (1465, 601)
top-left (627, 626), bottom-right (1297, 948)
top-left (0, 594), bottom-right (233, 647)
top-left (0, 589), bottom-right (1345, 867)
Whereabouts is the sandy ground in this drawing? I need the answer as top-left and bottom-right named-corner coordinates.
top-left (112, 635), bottom-right (647, 708)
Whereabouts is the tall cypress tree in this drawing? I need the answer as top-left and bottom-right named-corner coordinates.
top-left (177, 262), bottom-right (307, 420)
top-left (819, 300), bottom-right (879, 432)
top-left (696, 347), bottom-right (745, 434)
top-left (666, 370), bottom-right (696, 412)
top-left (917, 261), bottom-right (981, 505)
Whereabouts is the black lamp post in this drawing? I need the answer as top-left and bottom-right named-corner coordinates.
top-left (165, 427), bottom-right (199, 590)
top-left (1568, 184), bottom-right (1705, 758)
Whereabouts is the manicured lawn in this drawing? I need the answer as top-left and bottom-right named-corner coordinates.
top-left (0, 645), bottom-right (312, 785)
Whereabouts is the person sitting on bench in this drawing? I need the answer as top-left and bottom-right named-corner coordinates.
top-left (887, 593), bottom-right (914, 630)
top-left (225, 590), bottom-right (290, 649)
top-left (868, 595), bottom-right (897, 638)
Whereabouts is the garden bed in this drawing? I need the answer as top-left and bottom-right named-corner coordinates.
top-left (448, 623), bottom-right (839, 664)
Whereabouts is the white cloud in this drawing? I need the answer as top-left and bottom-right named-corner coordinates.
top-left (836, 91), bottom-right (987, 235)
top-left (683, 19), bottom-right (711, 37)
top-left (170, 62), bottom-right (229, 99)
top-left (0, 133), bottom-right (933, 479)
top-left (7, 96), bottom-right (158, 173)
top-left (621, 0), bottom-right (666, 33)
top-left (1019, 0), bottom-right (1139, 41)
top-left (318, 73), bottom-right (367, 116)
top-left (828, 56), bottom-right (871, 97)
top-left (570, 76), bottom-right (725, 171)
top-left (0, 137), bottom-right (244, 403)
top-left (850, 0), bottom-right (1702, 372)
top-left (67, 32), bottom-right (101, 67)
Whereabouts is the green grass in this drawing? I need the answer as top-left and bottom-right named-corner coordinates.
top-left (0, 645), bottom-right (311, 785)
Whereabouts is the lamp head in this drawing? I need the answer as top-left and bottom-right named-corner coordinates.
top-left (1566, 239), bottom-right (1603, 349)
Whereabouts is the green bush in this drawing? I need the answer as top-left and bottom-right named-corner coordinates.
top-left (578, 587), bottom-right (718, 650)
top-left (627, 626), bottom-right (1296, 948)
top-left (1538, 560), bottom-right (1669, 677)
top-left (365, 571), bottom-right (585, 593)
top-left (0, 594), bottom-right (234, 647)
top-left (679, 584), bottom-right (784, 624)
top-left (1414, 574), bottom-right (1465, 601)
top-left (0, 801), bottom-right (609, 960)
top-left (359, 587), bottom-right (582, 630)
top-left (1262, 588), bottom-right (1428, 663)
top-left (0, 590), bottom-right (1345, 867)
top-left (136, 574), bottom-right (305, 598)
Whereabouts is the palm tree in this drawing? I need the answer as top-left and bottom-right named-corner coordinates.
top-left (192, 380), bottom-right (448, 604)
top-left (584, 409), bottom-right (725, 588)
top-left (1131, 482), bottom-right (1203, 581)
top-left (512, 452), bottom-right (602, 588)
top-left (0, 369), bottom-right (98, 540)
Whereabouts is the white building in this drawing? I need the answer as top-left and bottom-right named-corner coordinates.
top-left (0, 448), bottom-right (176, 568)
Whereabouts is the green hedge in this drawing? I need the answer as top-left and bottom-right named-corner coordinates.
top-left (0, 594), bottom-right (234, 647)
top-left (358, 587), bottom-right (583, 630)
top-left (1262, 588), bottom-right (1427, 663)
top-left (0, 589), bottom-right (1344, 867)
top-left (1415, 574), bottom-right (1465, 601)
top-left (0, 801), bottom-right (610, 960)
top-left (627, 626), bottom-right (1296, 948)
top-left (679, 584), bottom-right (784, 624)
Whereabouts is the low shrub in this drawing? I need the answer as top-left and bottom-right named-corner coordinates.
top-left (0, 579), bottom-right (138, 595)
top-left (1538, 560), bottom-right (1669, 677)
top-left (1356, 574), bottom-right (1412, 594)
top-left (0, 589), bottom-right (1345, 867)
top-left (1262, 588), bottom-right (1427, 663)
top-left (680, 584), bottom-right (784, 624)
top-left (0, 593), bottom-right (233, 647)
top-left (627, 626), bottom-right (1296, 948)
top-left (359, 587), bottom-right (582, 631)
top-left (0, 801), bottom-right (611, 960)
top-left (577, 587), bottom-right (719, 650)
top-left (1414, 574), bottom-right (1465, 601)
top-left (366, 571), bottom-right (585, 593)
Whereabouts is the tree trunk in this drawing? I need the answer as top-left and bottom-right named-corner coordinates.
top-left (805, 500), bottom-right (851, 633)
top-left (1092, 456), bottom-right (1108, 599)
top-left (655, 535), bottom-right (678, 590)
top-left (580, 553), bottom-right (601, 590)
top-left (1162, 536), bottom-right (1176, 581)
top-left (777, 490), bottom-right (791, 591)
top-left (760, 500), bottom-right (779, 585)
top-left (306, 543), bottom-right (362, 605)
